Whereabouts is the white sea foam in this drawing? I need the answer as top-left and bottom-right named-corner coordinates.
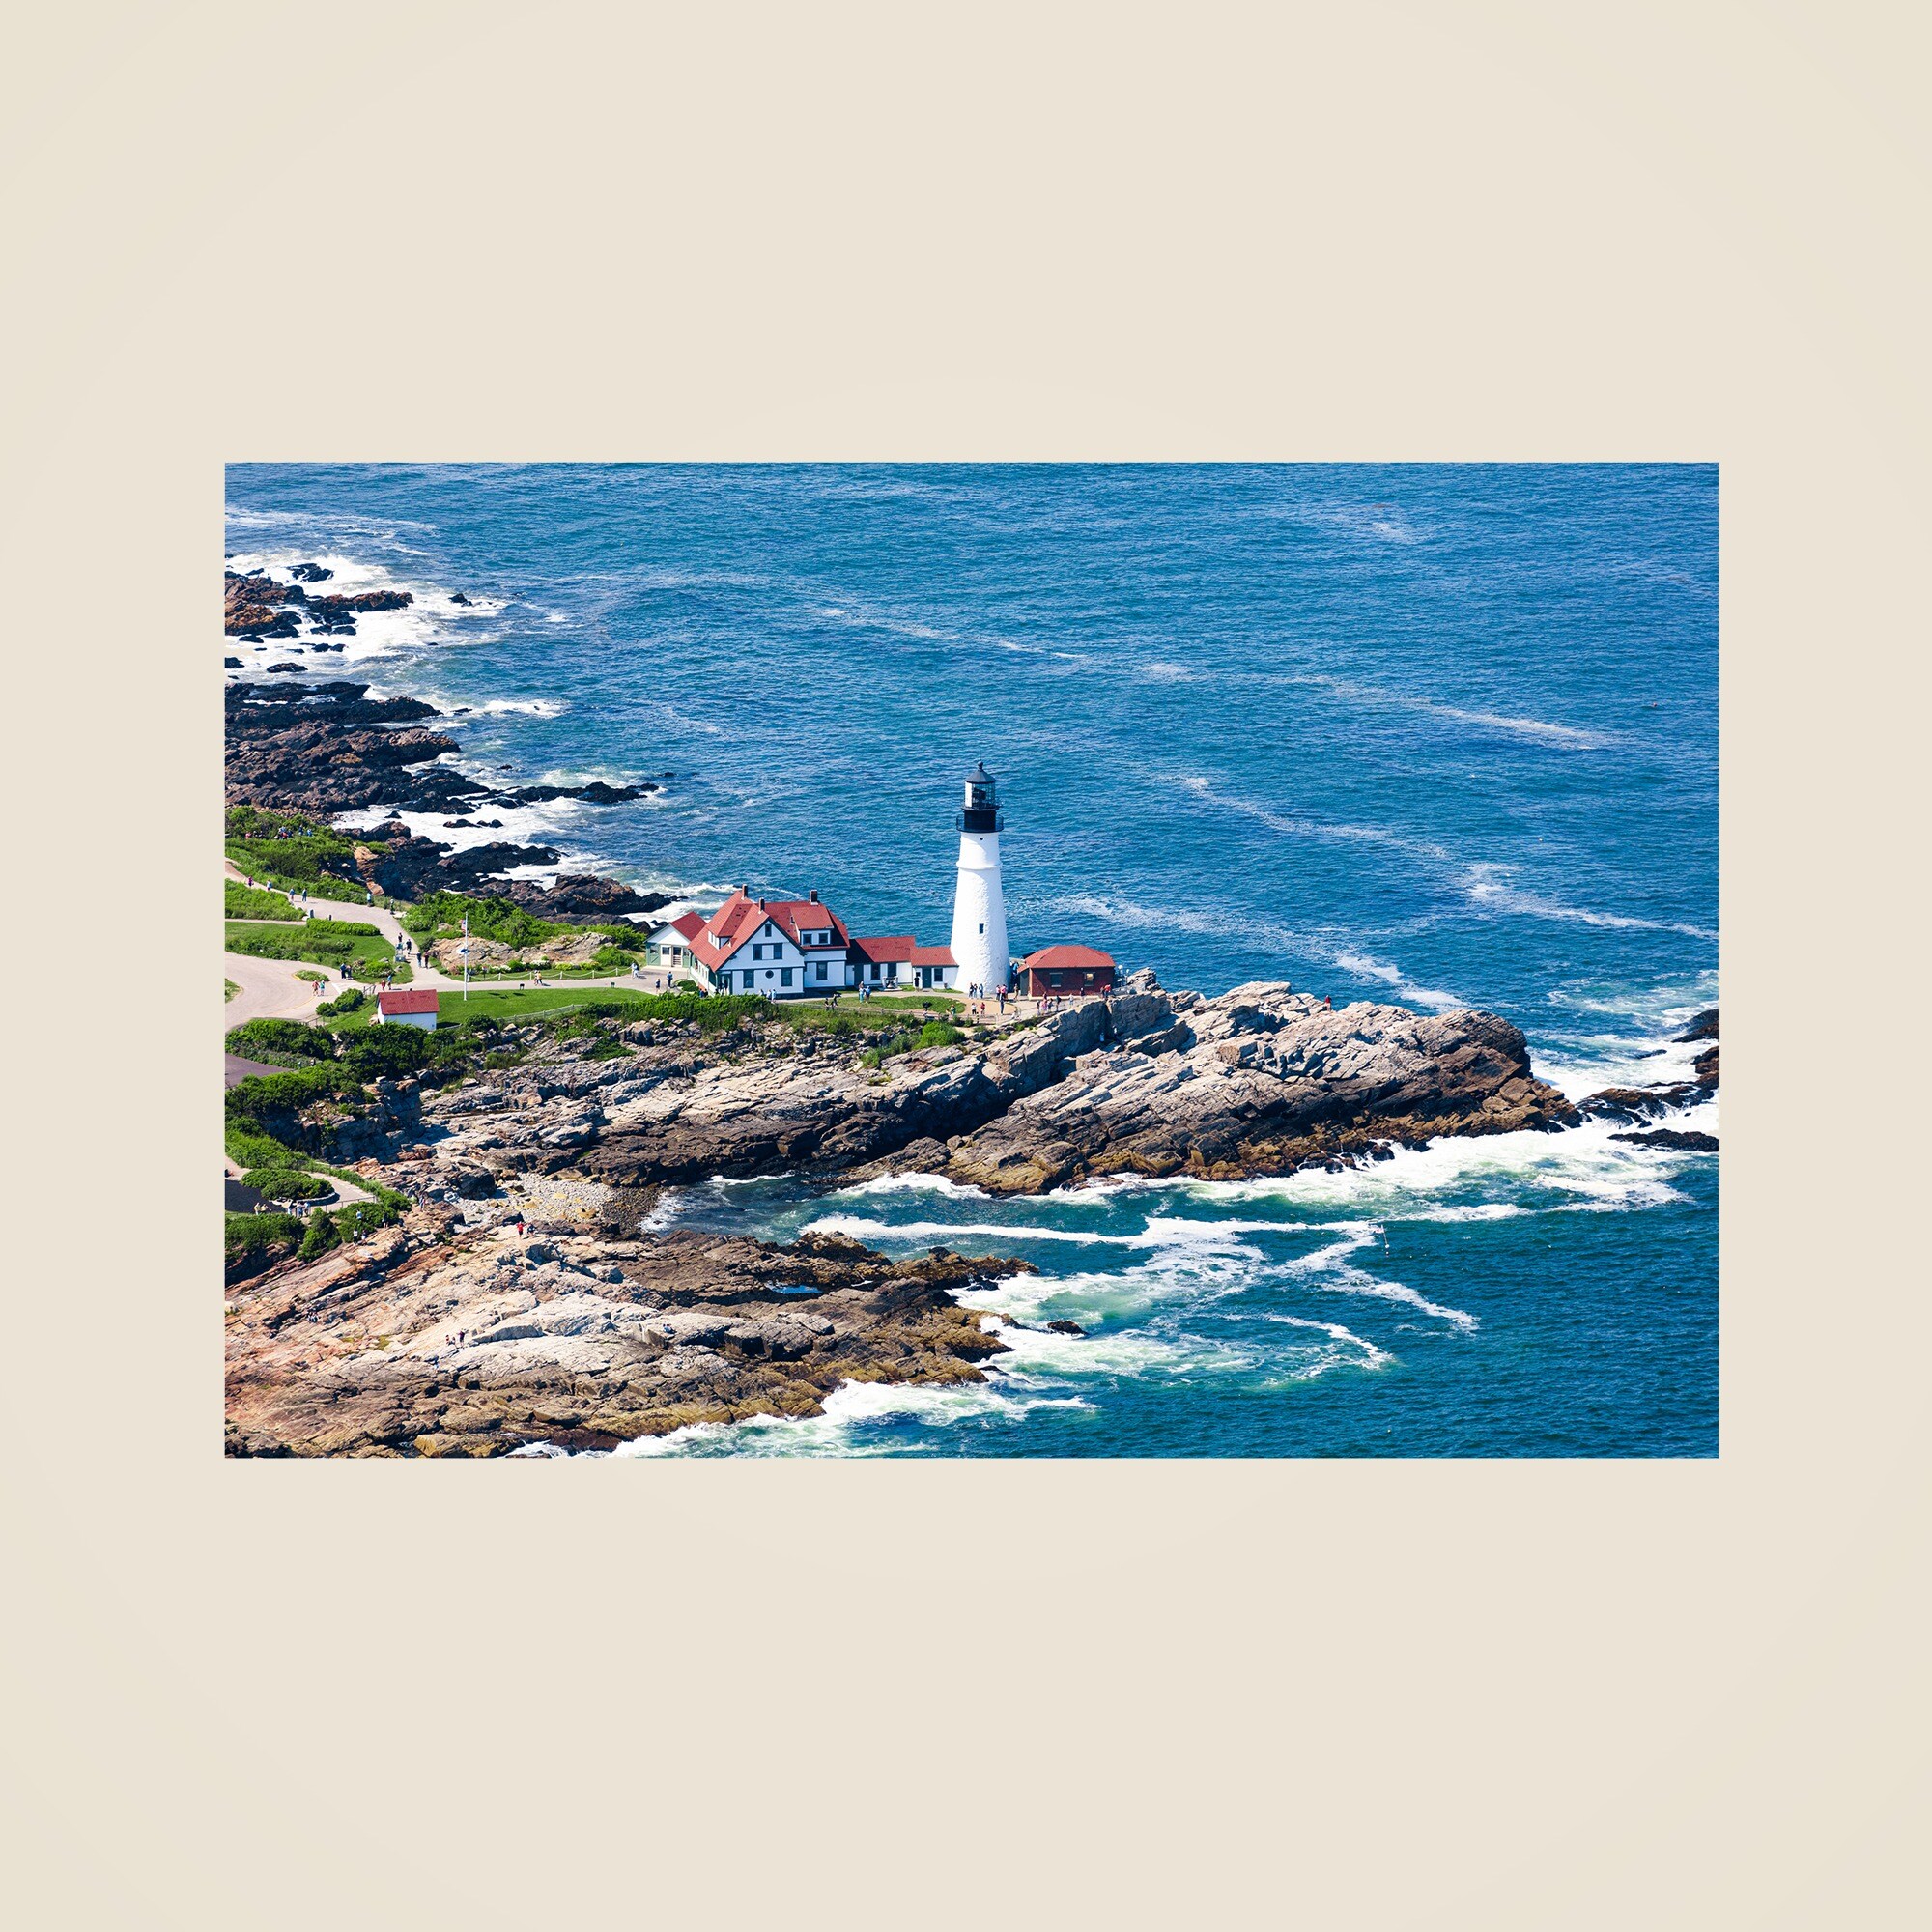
top-left (1260, 1313), bottom-right (1394, 1373)
top-left (1278, 1229), bottom-right (1478, 1331)
top-left (1296, 674), bottom-right (1614, 751)
top-left (830, 1172), bottom-right (995, 1202)
top-left (611, 1371), bottom-right (1088, 1457)
top-left (474, 697), bottom-right (569, 718)
top-left (1159, 1112), bottom-right (1708, 1217)
top-left (1164, 774), bottom-right (1456, 864)
top-left (1462, 864), bottom-right (1716, 940)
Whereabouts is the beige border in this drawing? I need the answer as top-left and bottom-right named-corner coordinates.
top-left (4, 3), bottom-right (1925, 1925)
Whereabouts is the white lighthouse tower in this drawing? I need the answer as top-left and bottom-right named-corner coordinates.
top-left (949, 761), bottom-right (1009, 994)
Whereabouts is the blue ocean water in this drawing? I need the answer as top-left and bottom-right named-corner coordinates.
top-left (225, 464), bottom-right (1719, 1457)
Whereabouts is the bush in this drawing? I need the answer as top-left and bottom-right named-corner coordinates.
top-left (226, 1211), bottom-right (303, 1281)
top-left (297, 1199), bottom-right (398, 1261)
top-left (243, 1167), bottom-right (331, 1202)
top-left (227, 1064), bottom-right (351, 1122)
top-left (340, 1024), bottom-right (431, 1079)
top-left (404, 891), bottom-right (564, 951)
top-left (225, 879), bottom-right (301, 922)
top-left (226, 1018), bottom-right (337, 1064)
top-left (315, 988), bottom-right (367, 1017)
top-left (917, 1021), bottom-right (964, 1050)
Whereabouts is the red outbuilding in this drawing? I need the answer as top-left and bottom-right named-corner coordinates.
top-left (1016, 944), bottom-right (1117, 997)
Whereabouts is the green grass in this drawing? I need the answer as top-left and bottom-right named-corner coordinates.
top-left (402, 890), bottom-right (647, 951)
top-left (858, 1019), bottom-right (968, 1066)
top-left (242, 1167), bottom-right (332, 1202)
top-left (225, 978), bottom-right (240, 1002)
top-left (779, 993), bottom-right (964, 1035)
top-left (225, 806), bottom-right (379, 903)
top-left (326, 983), bottom-right (700, 1030)
top-left (226, 1018), bottom-right (338, 1065)
top-left (225, 879), bottom-right (302, 922)
top-left (226, 1211), bottom-right (303, 1280)
top-left (224, 920), bottom-right (412, 982)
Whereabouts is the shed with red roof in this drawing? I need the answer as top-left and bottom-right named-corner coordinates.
top-left (1016, 944), bottom-right (1116, 998)
top-left (374, 986), bottom-right (440, 1030)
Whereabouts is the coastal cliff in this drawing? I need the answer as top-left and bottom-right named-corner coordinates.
top-left (566, 977), bottom-right (1575, 1196)
top-left (224, 975), bottom-right (1618, 1454)
top-left (226, 1223), bottom-right (1030, 1458)
top-left (225, 674), bottom-right (668, 917)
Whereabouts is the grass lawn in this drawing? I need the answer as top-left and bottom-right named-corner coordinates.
top-left (783, 992), bottom-right (966, 1033)
top-left (225, 920), bottom-right (412, 983)
top-left (325, 983), bottom-right (670, 1030)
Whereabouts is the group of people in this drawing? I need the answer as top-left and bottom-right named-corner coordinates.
top-left (965, 980), bottom-right (1009, 1019)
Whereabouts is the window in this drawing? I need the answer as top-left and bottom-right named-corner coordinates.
top-left (978, 923), bottom-right (984, 934)
top-left (781, 968), bottom-right (793, 987)
top-left (814, 962), bottom-right (827, 981)
top-left (1049, 971), bottom-right (1064, 985)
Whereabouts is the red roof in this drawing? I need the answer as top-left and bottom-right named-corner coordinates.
top-left (692, 888), bottom-right (851, 969)
top-left (668, 911), bottom-right (707, 941)
top-left (850, 932), bottom-right (917, 963)
top-left (1017, 945), bottom-right (1116, 971)
top-left (849, 935), bottom-right (956, 968)
top-left (378, 987), bottom-right (440, 1014)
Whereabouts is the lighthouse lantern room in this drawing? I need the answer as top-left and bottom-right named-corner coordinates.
top-left (949, 761), bottom-right (1009, 992)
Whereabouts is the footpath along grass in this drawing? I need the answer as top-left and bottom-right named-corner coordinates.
top-left (225, 920), bottom-right (412, 983)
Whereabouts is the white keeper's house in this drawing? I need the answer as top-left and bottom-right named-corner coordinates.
top-left (687, 886), bottom-right (958, 998)
top-left (644, 909), bottom-right (707, 975)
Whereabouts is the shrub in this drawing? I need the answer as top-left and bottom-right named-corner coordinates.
top-left (226, 879), bottom-right (301, 922)
top-left (243, 1167), bottom-right (331, 1202)
top-left (340, 1024), bottom-right (431, 1079)
top-left (226, 1211), bottom-right (303, 1281)
top-left (297, 1199), bottom-right (398, 1261)
top-left (917, 1021), bottom-right (964, 1050)
top-left (297, 1209), bottom-right (339, 1260)
top-left (226, 1018), bottom-right (337, 1064)
top-left (404, 892), bottom-right (564, 951)
top-left (226, 1064), bottom-right (351, 1121)
top-left (315, 988), bottom-right (367, 1017)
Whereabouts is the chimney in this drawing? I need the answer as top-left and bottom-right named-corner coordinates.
top-left (808, 889), bottom-right (819, 903)
top-left (757, 896), bottom-right (766, 910)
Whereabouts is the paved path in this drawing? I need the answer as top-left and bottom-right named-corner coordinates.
top-left (223, 945), bottom-right (330, 1026)
top-left (225, 862), bottom-right (678, 1017)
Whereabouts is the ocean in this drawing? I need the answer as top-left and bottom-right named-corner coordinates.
top-left (225, 464), bottom-right (1719, 1457)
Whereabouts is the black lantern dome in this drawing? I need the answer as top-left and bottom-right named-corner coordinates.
top-left (962, 763), bottom-right (999, 831)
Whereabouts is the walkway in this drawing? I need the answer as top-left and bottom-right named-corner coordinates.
top-left (224, 862), bottom-right (678, 1014)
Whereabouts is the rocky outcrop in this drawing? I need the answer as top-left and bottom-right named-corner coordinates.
top-left (225, 681), bottom-right (668, 913)
top-left (933, 984), bottom-right (1571, 1192)
top-left (437, 983), bottom-right (1577, 1197)
top-left (224, 569), bottom-right (412, 639)
top-left (427, 928), bottom-right (612, 973)
top-left (224, 1221), bottom-right (1035, 1457)
top-left (488, 873), bottom-right (668, 920)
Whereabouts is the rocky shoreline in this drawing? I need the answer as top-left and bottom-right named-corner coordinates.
top-left (226, 1222), bottom-right (1031, 1457)
top-left (222, 562), bottom-right (1719, 1456)
top-left (225, 673), bottom-right (668, 916)
top-left (222, 979), bottom-right (1717, 1456)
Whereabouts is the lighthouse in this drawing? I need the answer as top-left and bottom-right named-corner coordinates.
top-left (949, 762), bottom-right (1009, 994)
